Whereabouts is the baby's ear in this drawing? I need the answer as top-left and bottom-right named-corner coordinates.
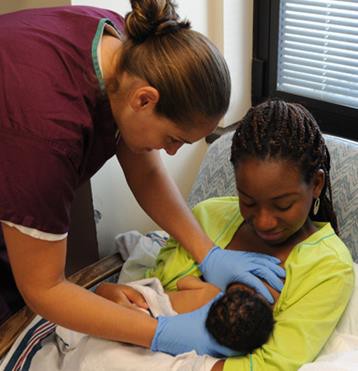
top-left (313, 169), bottom-right (325, 198)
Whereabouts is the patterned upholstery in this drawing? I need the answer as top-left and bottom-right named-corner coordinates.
top-left (188, 132), bottom-right (358, 262)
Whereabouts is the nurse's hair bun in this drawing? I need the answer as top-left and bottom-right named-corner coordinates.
top-left (125, 0), bottom-right (191, 43)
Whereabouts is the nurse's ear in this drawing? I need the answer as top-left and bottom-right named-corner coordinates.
top-left (312, 169), bottom-right (325, 198)
top-left (129, 86), bottom-right (159, 112)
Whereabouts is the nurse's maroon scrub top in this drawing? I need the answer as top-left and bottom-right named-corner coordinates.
top-left (0, 6), bottom-right (124, 235)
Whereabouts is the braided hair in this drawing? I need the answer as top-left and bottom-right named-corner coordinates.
top-left (230, 100), bottom-right (338, 233)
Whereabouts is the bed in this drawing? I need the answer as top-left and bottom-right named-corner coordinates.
top-left (0, 132), bottom-right (357, 370)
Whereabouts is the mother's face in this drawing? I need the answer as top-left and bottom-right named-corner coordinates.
top-left (234, 158), bottom-right (324, 246)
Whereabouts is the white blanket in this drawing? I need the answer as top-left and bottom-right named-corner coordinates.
top-left (28, 278), bottom-right (219, 371)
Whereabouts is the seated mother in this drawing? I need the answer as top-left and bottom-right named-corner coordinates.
top-left (147, 100), bottom-right (354, 371)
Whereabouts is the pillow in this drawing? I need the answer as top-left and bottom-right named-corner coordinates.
top-left (299, 263), bottom-right (358, 371)
top-left (333, 262), bottom-right (358, 337)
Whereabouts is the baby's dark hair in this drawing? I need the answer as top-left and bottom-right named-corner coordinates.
top-left (230, 99), bottom-right (338, 233)
top-left (206, 285), bottom-right (274, 353)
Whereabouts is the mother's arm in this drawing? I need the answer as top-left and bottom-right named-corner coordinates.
top-left (212, 360), bottom-right (225, 370)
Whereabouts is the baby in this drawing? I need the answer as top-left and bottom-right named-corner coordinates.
top-left (95, 275), bottom-right (276, 354)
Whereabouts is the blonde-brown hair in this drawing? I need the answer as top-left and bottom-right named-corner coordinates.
top-left (115, 0), bottom-right (231, 126)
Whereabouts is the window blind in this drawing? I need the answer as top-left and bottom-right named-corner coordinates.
top-left (277, 0), bottom-right (358, 109)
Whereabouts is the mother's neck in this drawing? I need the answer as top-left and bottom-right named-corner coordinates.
top-left (226, 218), bottom-right (317, 263)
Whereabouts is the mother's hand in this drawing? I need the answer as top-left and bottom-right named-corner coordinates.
top-left (151, 293), bottom-right (237, 357)
top-left (199, 247), bottom-right (285, 303)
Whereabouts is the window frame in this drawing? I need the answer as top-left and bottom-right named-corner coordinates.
top-left (252, 0), bottom-right (357, 141)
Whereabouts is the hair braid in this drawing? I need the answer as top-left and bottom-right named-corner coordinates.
top-left (231, 100), bottom-right (338, 233)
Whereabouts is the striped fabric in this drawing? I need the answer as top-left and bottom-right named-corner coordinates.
top-left (2, 319), bottom-right (55, 371)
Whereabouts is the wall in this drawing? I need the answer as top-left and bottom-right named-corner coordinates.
top-left (207, 0), bottom-right (253, 127)
top-left (0, 0), bottom-right (69, 14)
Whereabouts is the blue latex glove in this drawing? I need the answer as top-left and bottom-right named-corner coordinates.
top-left (151, 293), bottom-right (238, 357)
top-left (199, 246), bottom-right (285, 304)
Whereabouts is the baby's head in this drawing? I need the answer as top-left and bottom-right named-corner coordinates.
top-left (206, 283), bottom-right (274, 353)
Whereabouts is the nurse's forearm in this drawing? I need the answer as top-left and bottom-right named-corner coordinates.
top-left (143, 169), bottom-right (212, 262)
top-left (128, 160), bottom-right (213, 262)
top-left (26, 280), bottom-right (156, 347)
top-left (3, 222), bottom-right (156, 346)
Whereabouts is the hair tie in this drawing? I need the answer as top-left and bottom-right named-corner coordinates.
top-left (155, 19), bottom-right (190, 36)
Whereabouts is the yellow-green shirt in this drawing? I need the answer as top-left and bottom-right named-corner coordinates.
top-left (147, 197), bottom-right (354, 371)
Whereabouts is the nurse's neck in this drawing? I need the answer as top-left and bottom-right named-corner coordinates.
top-left (101, 33), bottom-right (122, 82)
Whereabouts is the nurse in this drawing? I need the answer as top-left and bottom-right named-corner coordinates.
top-left (0, 0), bottom-right (284, 355)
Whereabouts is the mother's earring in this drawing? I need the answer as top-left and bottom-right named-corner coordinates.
top-left (313, 197), bottom-right (320, 216)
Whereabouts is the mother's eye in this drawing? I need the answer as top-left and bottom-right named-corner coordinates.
top-left (275, 203), bottom-right (293, 211)
top-left (240, 200), bottom-right (256, 208)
